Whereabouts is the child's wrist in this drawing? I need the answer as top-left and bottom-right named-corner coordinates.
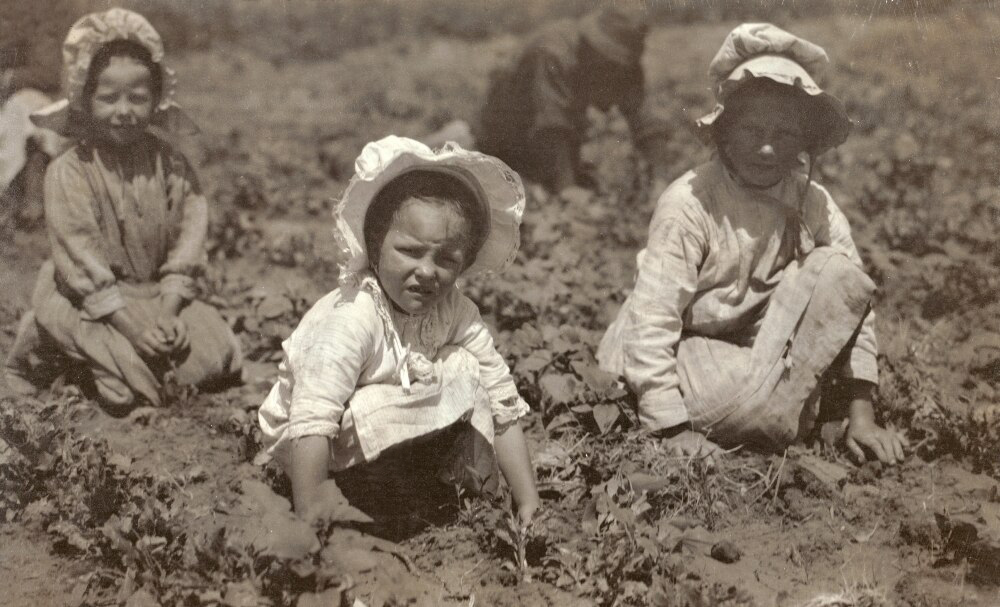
top-left (848, 397), bottom-right (876, 426)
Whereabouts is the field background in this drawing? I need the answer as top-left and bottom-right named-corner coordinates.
top-left (2, 1), bottom-right (999, 606)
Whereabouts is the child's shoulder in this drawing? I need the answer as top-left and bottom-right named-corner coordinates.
top-left (145, 135), bottom-right (196, 174)
top-left (46, 143), bottom-right (90, 174)
top-left (651, 161), bottom-right (718, 221)
top-left (298, 286), bottom-right (382, 330)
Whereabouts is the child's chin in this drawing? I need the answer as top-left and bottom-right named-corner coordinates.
top-left (396, 295), bottom-right (440, 315)
top-left (98, 128), bottom-right (147, 147)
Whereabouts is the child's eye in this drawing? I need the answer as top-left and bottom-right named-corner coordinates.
top-left (129, 92), bottom-right (151, 104)
top-left (438, 251), bottom-right (466, 268)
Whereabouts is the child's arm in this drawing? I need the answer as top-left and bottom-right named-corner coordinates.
top-left (494, 422), bottom-right (540, 526)
top-left (278, 293), bottom-right (379, 514)
top-left (289, 435), bottom-right (332, 517)
top-left (449, 296), bottom-right (540, 521)
top-left (844, 380), bottom-right (908, 465)
top-left (42, 154), bottom-right (168, 356)
top-left (158, 151), bottom-right (209, 351)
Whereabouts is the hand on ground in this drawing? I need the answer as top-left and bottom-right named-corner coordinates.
top-left (845, 418), bottom-right (908, 465)
top-left (518, 498), bottom-right (540, 532)
top-left (661, 429), bottom-right (723, 466)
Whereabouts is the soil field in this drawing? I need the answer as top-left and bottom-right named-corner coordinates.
top-left (2, 7), bottom-right (999, 607)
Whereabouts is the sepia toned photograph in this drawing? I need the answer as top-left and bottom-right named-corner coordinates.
top-left (0, 1), bottom-right (997, 605)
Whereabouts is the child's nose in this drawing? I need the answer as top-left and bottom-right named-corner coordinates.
top-left (759, 143), bottom-right (776, 156)
top-left (113, 102), bottom-right (135, 121)
top-left (414, 260), bottom-right (435, 279)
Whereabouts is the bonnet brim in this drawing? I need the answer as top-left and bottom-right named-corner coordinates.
top-left (694, 24), bottom-right (851, 155)
top-left (334, 136), bottom-right (526, 287)
top-left (28, 8), bottom-right (198, 138)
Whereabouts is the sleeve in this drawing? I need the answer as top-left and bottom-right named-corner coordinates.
top-left (524, 47), bottom-right (577, 140)
top-left (450, 294), bottom-right (529, 429)
top-left (283, 296), bottom-right (381, 441)
top-left (159, 151), bottom-right (208, 301)
top-left (616, 66), bottom-right (671, 145)
top-left (43, 153), bottom-right (125, 320)
top-left (808, 184), bottom-right (879, 384)
top-left (622, 185), bottom-right (707, 431)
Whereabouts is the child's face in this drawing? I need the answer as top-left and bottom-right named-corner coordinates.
top-left (376, 198), bottom-right (471, 315)
top-left (88, 56), bottom-right (156, 147)
top-left (719, 88), bottom-right (807, 188)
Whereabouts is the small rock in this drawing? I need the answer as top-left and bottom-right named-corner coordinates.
top-left (710, 540), bottom-right (741, 563)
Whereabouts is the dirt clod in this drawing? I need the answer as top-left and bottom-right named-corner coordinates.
top-left (710, 540), bottom-right (741, 564)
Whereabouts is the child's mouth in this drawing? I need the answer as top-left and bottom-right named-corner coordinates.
top-left (407, 284), bottom-right (437, 298)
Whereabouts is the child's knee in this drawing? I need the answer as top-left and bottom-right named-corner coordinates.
top-left (809, 250), bottom-right (875, 300)
top-left (94, 376), bottom-right (138, 416)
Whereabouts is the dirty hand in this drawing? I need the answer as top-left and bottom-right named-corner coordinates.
top-left (660, 429), bottom-right (723, 466)
top-left (132, 326), bottom-right (172, 358)
top-left (845, 418), bottom-right (908, 465)
top-left (518, 498), bottom-right (540, 532)
top-left (156, 315), bottom-right (190, 353)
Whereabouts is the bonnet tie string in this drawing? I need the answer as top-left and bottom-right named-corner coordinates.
top-left (361, 276), bottom-right (413, 392)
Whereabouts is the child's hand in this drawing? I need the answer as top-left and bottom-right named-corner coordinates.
top-left (845, 417), bottom-right (908, 465)
top-left (155, 315), bottom-right (190, 353)
top-left (845, 392), bottom-right (908, 466)
top-left (517, 497), bottom-right (540, 531)
top-left (134, 326), bottom-right (171, 358)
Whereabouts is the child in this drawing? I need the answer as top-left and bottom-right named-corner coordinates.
top-left (597, 24), bottom-right (908, 466)
top-left (258, 136), bottom-right (540, 524)
top-left (3, 9), bottom-right (242, 414)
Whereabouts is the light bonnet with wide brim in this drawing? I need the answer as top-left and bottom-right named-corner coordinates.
top-left (29, 7), bottom-right (197, 137)
top-left (695, 23), bottom-right (850, 155)
top-left (334, 136), bottom-right (526, 287)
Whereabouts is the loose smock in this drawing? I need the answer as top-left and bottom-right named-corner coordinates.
top-left (598, 157), bottom-right (878, 447)
top-left (258, 277), bottom-right (529, 473)
top-left (7, 137), bottom-right (241, 406)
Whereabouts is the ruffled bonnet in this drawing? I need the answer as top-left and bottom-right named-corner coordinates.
top-left (332, 136), bottom-right (525, 391)
top-left (695, 23), bottom-right (850, 155)
top-left (333, 135), bottom-right (526, 289)
top-left (30, 8), bottom-right (196, 137)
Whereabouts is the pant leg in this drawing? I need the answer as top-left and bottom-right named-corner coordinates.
top-left (4, 311), bottom-right (43, 395)
top-left (171, 299), bottom-right (243, 390)
top-left (680, 249), bottom-right (875, 450)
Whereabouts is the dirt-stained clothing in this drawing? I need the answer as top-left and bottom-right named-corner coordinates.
top-left (7, 136), bottom-right (241, 406)
top-left (477, 18), bottom-right (668, 186)
top-left (258, 276), bottom-right (529, 480)
top-left (598, 157), bottom-right (878, 446)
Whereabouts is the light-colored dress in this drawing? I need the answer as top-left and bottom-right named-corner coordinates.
top-left (258, 275), bottom-right (529, 476)
top-left (5, 136), bottom-right (241, 407)
top-left (598, 157), bottom-right (878, 448)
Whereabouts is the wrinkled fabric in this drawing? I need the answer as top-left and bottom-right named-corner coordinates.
top-left (258, 283), bottom-right (529, 472)
top-left (6, 137), bottom-right (241, 405)
top-left (707, 23), bottom-right (829, 86)
top-left (477, 18), bottom-right (667, 185)
top-left (597, 157), bottom-right (878, 432)
top-left (675, 249), bottom-right (874, 448)
top-left (694, 23), bottom-right (850, 155)
top-left (44, 140), bottom-right (206, 318)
